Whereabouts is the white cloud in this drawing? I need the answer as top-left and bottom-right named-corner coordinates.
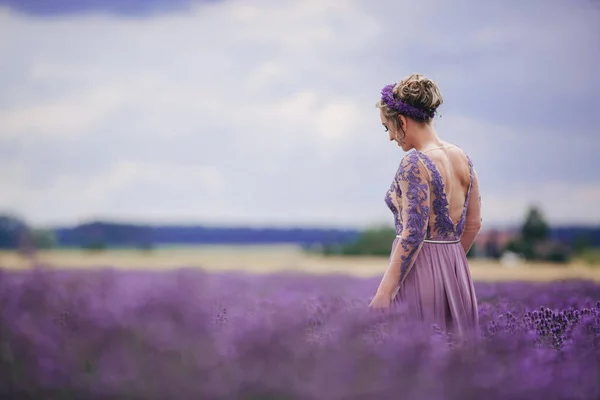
top-left (0, 0), bottom-right (598, 228)
top-left (0, 86), bottom-right (128, 138)
top-left (246, 61), bottom-right (288, 93)
top-left (83, 161), bottom-right (225, 198)
top-left (482, 182), bottom-right (600, 226)
top-left (315, 100), bottom-right (364, 141)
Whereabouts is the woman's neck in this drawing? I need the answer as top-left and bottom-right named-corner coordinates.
top-left (412, 123), bottom-right (444, 152)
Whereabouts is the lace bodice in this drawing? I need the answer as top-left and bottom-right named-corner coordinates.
top-left (380, 146), bottom-right (482, 290)
top-left (384, 149), bottom-right (475, 241)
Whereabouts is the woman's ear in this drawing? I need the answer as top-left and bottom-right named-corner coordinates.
top-left (398, 115), bottom-right (407, 130)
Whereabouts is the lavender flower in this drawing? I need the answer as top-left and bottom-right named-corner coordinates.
top-left (0, 267), bottom-right (599, 399)
top-left (381, 84), bottom-right (435, 121)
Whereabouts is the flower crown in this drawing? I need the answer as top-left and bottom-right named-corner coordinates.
top-left (380, 84), bottom-right (435, 121)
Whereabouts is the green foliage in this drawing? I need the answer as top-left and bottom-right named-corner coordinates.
top-left (520, 240), bottom-right (537, 261)
top-left (321, 244), bottom-right (341, 256)
top-left (505, 239), bottom-right (529, 257)
top-left (577, 248), bottom-right (600, 266)
top-left (32, 229), bottom-right (57, 249)
top-left (335, 226), bottom-right (396, 257)
top-left (504, 205), bottom-right (571, 264)
top-left (572, 234), bottom-right (593, 255)
top-left (521, 205), bottom-right (549, 243)
top-left (83, 240), bottom-right (107, 252)
top-left (545, 243), bottom-right (571, 264)
top-left (0, 213), bottom-right (29, 249)
top-left (466, 243), bottom-right (476, 259)
top-left (515, 206), bottom-right (549, 260)
top-left (137, 241), bottom-right (155, 253)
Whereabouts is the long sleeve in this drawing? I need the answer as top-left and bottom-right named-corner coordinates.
top-left (460, 168), bottom-right (482, 254)
top-left (375, 152), bottom-right (430, 299)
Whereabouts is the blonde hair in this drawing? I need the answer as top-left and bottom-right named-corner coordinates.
top-left (376, 73), bottom-right (443, 129)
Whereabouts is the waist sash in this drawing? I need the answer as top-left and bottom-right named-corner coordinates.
top-left (395, 235), bottom-right (460, 244)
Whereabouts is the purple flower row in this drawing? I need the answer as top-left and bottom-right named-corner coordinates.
top-left (0, 267), bottom-right (599, 399)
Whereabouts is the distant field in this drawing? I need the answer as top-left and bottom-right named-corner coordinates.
top-left (1, 245), bottom-right (599, 282)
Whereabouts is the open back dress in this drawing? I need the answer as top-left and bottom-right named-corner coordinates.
top-left (383, 144), bottom-right (482, 337)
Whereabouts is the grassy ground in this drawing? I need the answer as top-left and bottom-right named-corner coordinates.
top-left (1, 245), bottom-right (599, 282)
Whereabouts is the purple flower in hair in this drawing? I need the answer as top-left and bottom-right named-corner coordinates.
top-left (381, 84), bottom-right (434, 121)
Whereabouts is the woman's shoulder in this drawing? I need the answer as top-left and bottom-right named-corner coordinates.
top-left (396, 150), bottom-right (421, 171)
top-left (393, 151), bottom-right (426, 181)
top-left (401, 150), bottom-right (421, 164)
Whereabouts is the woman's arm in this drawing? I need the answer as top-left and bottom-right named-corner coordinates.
top-left (374, 152), bottom-right (430, 299)
top-left (460, 168), bottom-right (482, 254)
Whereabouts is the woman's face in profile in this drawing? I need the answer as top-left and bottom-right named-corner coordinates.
top-left (380, 110), bottom-right (407, 150)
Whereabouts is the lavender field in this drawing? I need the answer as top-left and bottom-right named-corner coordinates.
top-left (1, 265), bottom-right (599, 399)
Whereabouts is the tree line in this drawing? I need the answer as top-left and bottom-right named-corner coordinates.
top-left (320, 206), bottom-right (599, 264)
top-left (1, 206), bottom-right (598, 265)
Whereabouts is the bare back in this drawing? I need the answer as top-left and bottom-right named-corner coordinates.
top-left (420, 144), bottom-right (472, 226)
top-left (384, 143), bottom-right (482, 252)
top-left (416, 143), bottom-right (482, 251)
top-left (382, 142), bottom-right (483, 287)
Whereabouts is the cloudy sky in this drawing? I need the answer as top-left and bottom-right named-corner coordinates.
top-left (0, 0), bottom-right (599, 229)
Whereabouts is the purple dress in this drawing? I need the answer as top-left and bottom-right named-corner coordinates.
top-left (381, 147), bottom-right (482, 337)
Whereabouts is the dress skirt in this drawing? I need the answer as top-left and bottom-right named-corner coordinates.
top-left (391, 238), bottom-right (479, 338)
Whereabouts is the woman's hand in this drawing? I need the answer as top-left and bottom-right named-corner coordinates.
top-left (369, 292), bottom-right (391, 309)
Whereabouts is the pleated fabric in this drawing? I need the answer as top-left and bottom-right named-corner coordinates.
top-left (392, 238), bottom-right (479, 338)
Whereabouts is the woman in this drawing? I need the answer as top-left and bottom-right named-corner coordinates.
top-left (368, 73), bottom-right (481, 337)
